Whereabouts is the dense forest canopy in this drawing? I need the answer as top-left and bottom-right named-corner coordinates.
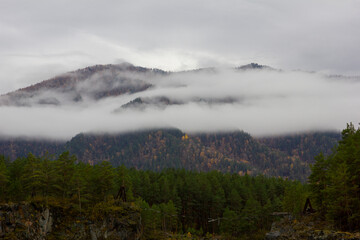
top-left (0, 152), bottom-right (307, 239)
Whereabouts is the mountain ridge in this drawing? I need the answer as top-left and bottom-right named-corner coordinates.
top-left (0, 62), bottom-right (276, 107)
top-left (0, 62), bottom-right (344, 181)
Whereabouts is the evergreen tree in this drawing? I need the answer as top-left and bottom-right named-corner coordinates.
top-left (228, 189), bottom-right (243, 212)
top-left (39, 154), bottom-right (56, 201)
top-left (282, 181), bottom-right (307, 216)
top-left (54, 151), bottom-right (76, 198)
top-left (21, 153), bottom-right (42, 198)
top-left (163, 200), bottom-right (178, 232)
top-left (115, 165), bottom-right (133, 200)
top-left (325, 162), bottom-right (353, 229)
top-left (7, 157), bottom-right (27, 201)
top-left (239, 196), bottom-right (262, 232)
top-left (0, 156), bottom-right (9, 202)
top-left (73, 162), bottom-right (91, 211)
top-left (220, 207), bottom-right (239, 237)
top-left (309, 153), bottom-right (329, 216)
top-left (92, 161), bottom-right (115, 201)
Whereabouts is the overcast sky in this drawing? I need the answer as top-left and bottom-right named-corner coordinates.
top-left (1, 0), bottom-right (360, 94)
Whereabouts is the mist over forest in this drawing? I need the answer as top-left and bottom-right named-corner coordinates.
top-left (1, 64), bottom-right (359, 140)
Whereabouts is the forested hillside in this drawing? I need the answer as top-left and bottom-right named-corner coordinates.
top-left (0, 138), bottom-right (63, 160)
top-left (259, 132), bottom-right (340, 165)
top-left (0, 130), bottom-right (340, 181)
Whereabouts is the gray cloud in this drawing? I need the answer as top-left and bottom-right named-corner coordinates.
top-left (0, 68), bottom-right (359, 140)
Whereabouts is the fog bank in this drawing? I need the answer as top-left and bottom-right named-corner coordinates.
top-left (0, 67), bottom-right (359, 140)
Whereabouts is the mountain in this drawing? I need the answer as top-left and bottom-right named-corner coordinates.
top-left (0, 62), bottom-right (270, 109)
top-left (236, 62), bottom-right (274, 70)
top-left (0, 63), bottom-right (343, 181)
top-left (0, 63), bottom-right (161, 107)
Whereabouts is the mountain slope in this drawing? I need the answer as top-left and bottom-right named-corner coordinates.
top-left (0, 62), bottom-right (275, 108)
top-left (65, 130), bottom-right (339, 181)
top-left (0, 63), bottom-right (344, 181)
top-left (0, 63), bottom-right (162, 106)
top-left (0, 129), bottom-right (340, 181)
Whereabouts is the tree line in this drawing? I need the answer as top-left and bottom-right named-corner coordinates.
top-left (0, 151), bottom-right (306, 239)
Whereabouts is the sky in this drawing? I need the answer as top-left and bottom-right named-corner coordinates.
top-left (1, 0), bottom-right (360, 94)
top-left (1, 0), bottom-right (360, 139)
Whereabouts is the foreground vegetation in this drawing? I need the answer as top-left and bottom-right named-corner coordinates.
top-left (0, 151), bottom-right (307, 239)
top-left (0, 123), bottom-right (358, 238)
top-left (309, 123), bottom-right (360, 231)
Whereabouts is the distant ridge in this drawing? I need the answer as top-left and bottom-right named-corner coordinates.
top-left (0, 128), bottom-right (340, 182)
top-left (0, 63), bottom-right (162, 106)
top-left (0, 62), bottom-right (274, 107)
top-left (236, 62), bottom-right (273, 70)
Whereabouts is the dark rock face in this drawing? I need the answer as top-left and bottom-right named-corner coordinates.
top-left (0, 202), bottom-right (142, 239)
top-left (265, 216), bottom-right (360, 240)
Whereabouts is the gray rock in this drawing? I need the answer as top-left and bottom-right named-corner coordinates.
top-left (0, 202), bottom-right (142, 239)
top-left (265, 230), bottom-right (281, 239)
top-left (39, 208), bottom-right (53, 235)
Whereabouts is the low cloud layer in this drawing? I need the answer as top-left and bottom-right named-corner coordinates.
top-left (1, 67), bottom-right (359, 140)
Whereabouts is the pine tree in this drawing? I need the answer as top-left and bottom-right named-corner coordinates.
top-left (73, 162), bottom-right (91, 211)
top-left (92, 161), bottom-right (115, 201)
top-left (39, 155), bottom-right (56, 201)
top-left (240, 196), bottom-right (262, 232)
top-left (220, 207), bottom-right (238, 237)
top-left (21, 153), bottom-right (43, 198)
top-left (309, 153), bottom-right (329, 216)
top-left (228, 189), bottom-right (243, 212)
top-left (54, 151), bottom-right (76, 198)
top-left (0, 156), bottom-right (9, 202)
top-left (7, 157), bottom-right (27, 201)
top-left (282, 181), bottom-right (307, 216)
top-left (163, 200), bottom-right (178, 232)
top-left (325, 162), bottom-right (353, 229)
top-left (115, 165), bottom-right (133, 200)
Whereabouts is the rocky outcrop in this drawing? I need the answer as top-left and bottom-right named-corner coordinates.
top-left (0, 201), bottom-right (142, 239)
top-left (265, 216), bottom-right (360, 240)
